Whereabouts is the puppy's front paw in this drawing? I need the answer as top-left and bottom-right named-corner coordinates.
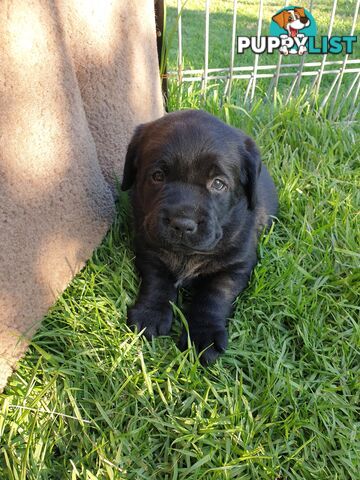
top-left (127, 305), bottom-right (173, 339)
top-left (179, 323), bottom-right (228, 365)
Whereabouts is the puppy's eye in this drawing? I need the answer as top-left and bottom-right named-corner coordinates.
top-left (210, 178), bottom-right (228, 192)
top-left (152, 170), bottom-right (165, 183)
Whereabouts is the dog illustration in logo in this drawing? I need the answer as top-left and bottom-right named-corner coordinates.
top-left (272, 7), bottom-right (311, 55)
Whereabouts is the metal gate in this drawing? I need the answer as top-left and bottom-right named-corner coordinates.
top-left (166, 0), bottom-right (360, 121)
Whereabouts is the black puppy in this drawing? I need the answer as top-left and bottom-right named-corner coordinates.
top-left (121, 109), bottom-right (278, 364)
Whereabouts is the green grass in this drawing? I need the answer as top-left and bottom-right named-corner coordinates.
top-left (1, 1), bottom-right (360, 479)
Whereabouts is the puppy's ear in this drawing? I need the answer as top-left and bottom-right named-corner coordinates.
top-left (294, 7), bottom-right (306, 17)
top-left (239, 136), bottom-right (262, 210)
top-left (272, 10), bottom-right (288, 29)
top-left (121, 124), bottom-right (145, 191)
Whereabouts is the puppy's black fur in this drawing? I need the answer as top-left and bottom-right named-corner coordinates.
top-left (122, 110), bottom-right (278, 364)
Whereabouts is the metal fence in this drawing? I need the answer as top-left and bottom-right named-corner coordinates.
top-left (167, 0), bottom-right (360, 120)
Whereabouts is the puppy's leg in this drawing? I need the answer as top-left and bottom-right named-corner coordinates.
top-left (127, 258), bottom-right (177, 339)
top-left (179, 268), bottom-right (253, 364)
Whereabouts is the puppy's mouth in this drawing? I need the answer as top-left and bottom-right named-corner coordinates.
top-left (289, 26), bottom-right (297, 37)
top-left (171, 231), bottom-right (223, 254)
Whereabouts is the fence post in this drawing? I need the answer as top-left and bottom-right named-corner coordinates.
top-left (313, 0), bottom-right (338, 98)
top-left (269, 0), bottom-right (289, 105)
top-left (245, 0), bottom-right (264, 106)
top-left (224, 0), bottom-right (238, 102)
top-left (201, 0), bottom-right (211, 96)
top-left (285, 0), bottom-right (314, 103)
top-left (177, 0), bottom-right (183, 84)
top-left (327, 0), bottom-right (360, 119)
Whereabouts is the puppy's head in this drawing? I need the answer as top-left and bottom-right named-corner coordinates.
top-left (122, 110), bottom-right (261, 253)
top-left (272, 8), bottom-right (310, 35)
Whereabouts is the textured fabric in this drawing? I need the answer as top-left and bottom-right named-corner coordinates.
top-left (0, 0), bottom-right (164, 392)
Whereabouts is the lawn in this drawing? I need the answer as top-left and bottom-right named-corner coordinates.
top-left (0, 1), bottom-right (359, 479)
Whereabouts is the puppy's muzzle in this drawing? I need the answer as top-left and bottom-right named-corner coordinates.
top-left (157, 203), bottom-right (221, 251)
top-left (161, 207), bottom-right (199, 240)
top-left (299, 16), bottom-right (309, 25)
top-left (164, 215), bottom-right (198, 236)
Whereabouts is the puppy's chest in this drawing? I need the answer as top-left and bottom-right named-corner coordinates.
top-left (159, 251), bottom-right (220, 286)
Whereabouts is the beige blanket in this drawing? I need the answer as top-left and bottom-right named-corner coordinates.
top-left (0, 0), bottom-right (164, 392)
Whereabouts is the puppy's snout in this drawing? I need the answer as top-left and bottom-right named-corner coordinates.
top-left (161, 205), bottom-right (200, 238)
top-left (169, 216), bottom-right (197, 235)
top-left (300, 16), bottom-right (309, 25)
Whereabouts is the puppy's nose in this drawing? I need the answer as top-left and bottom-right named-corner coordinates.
top-left (169, 216), bottom-right (197, 235)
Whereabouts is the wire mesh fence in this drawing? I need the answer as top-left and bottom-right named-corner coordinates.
top-left (165, 0), bottom-right (360, 120)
